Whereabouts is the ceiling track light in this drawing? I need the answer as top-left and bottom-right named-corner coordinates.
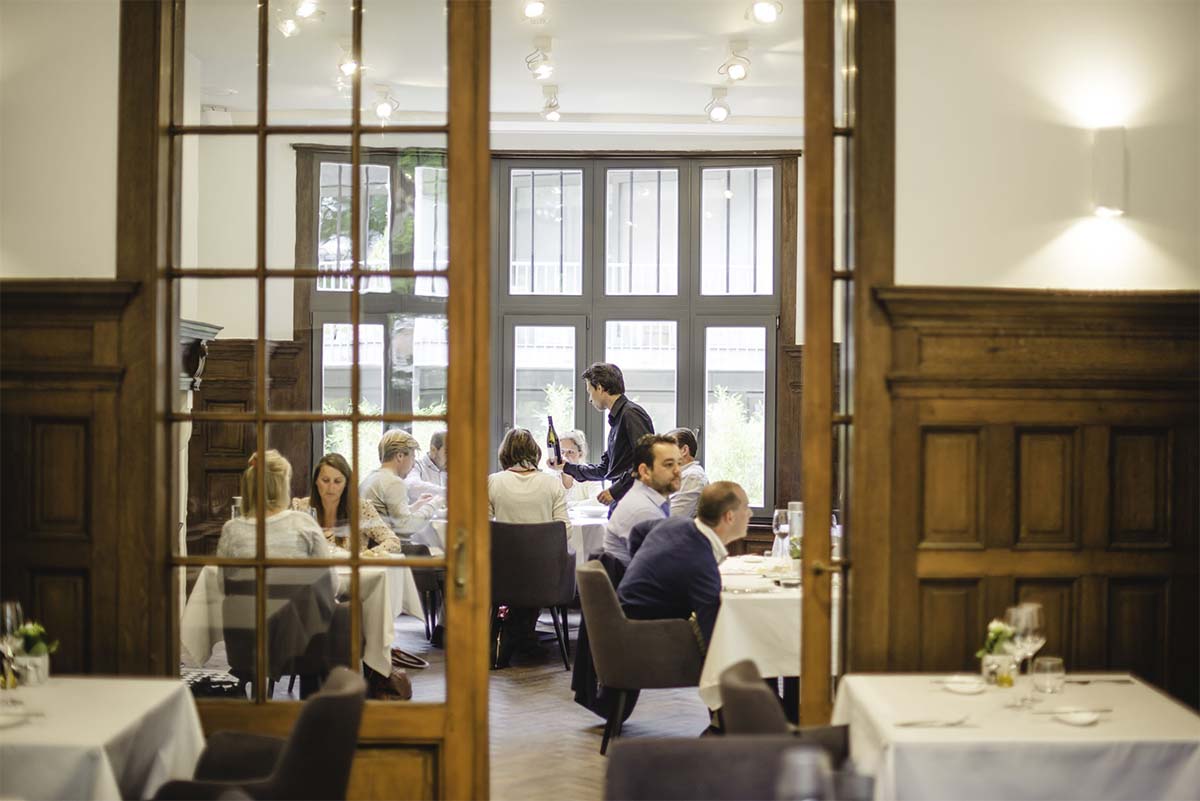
top-left (541, 84), bottom-right (561, 121)
top-left (523, 0), bottom-right (546, 19)
top-left (294, 0), bottom-right (320, 19)
top-left (747, 1), bottom-right (783, 24)
top-left (337, 42), bottom-right (361, 77)
top-left (526, 36), bottom-right (555, 80)
top-left (275, 1), bottom-right (323, 37)
top-left (718, 40), bottom-right (751, 82)
top-left (373, 85), bottom-right (399, 121)
top-left (706, 87), bottom-right (731, 122)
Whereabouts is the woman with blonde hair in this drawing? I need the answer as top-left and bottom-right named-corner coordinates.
top-left (292, 453), bottom-right (403, 555)
top-left (216, 449), bottom-right (330, 559)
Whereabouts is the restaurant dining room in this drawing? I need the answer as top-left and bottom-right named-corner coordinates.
top-left (1, 0), bottom-right (1198, 799)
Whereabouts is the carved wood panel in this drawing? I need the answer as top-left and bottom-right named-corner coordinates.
top-left (31, 419), bottom-right (90, 536)
top-left (1015, 579), bottom-right (1076, 666)
top-left (1016, 427), bottom-right (1078, 548)
top-left (1107, 579), bottom-right (1169, 688)
top-left (920, 429), bottom-right (982, 548)
top-left (918, 579), bottom-right (983, 671)
top-left (1110, 428), bottom-right (1172, 548)
top-left (30, 570), bottom-right (89, 673)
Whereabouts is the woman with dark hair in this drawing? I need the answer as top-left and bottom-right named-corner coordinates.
top-left (292, 453), bottom-right (402, 554)
top-left (488, 428), bottom-right (568, 524)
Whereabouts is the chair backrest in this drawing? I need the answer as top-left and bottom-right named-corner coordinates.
top-left (220, 567), bottom-right (337, 680)
top-left (576, 561), bottom-right (704, 690)
top-left (265, 666), bottom-right (367, 800)
top-left (718, 659), bottom-right (792, 735)
top-left (604, 737), bottom-right (827, 801)
top-left (490, 521), bottom-right (574, 607)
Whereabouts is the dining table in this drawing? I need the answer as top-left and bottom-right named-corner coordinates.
top-left (832, 672), bottom-right (1200, 800)
top-left (180, 562), bottom-right (422, 677)
top-left (0, 677), bottom-right (205, 800)
top-left (698, 554), bottom-right (802, 708)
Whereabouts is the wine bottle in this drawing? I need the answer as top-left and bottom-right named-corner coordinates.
top-left (546, 415), bottom-right (562, 465)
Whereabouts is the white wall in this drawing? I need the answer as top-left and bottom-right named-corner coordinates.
top-left (895, 0), bottom-right (1200, 289)
top-left (0, 0), bottom-right (119, 278)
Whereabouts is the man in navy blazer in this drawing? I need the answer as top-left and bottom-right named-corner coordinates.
top-left (617, 481), bottom-right (751, 644)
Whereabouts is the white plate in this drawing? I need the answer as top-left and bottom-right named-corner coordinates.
top-left (942, 675), bottom-right (986, 695)
top-left (741, 555), bottom-right (765, 563)
top-left (722, 575), bottom-right (774, 593)
top-left (572, 504), bottom-right (608, 518)
top-left (1053, 707), bottom-right (1100, 726)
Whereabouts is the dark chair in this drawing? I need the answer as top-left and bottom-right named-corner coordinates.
top-left (604, 737), bottom-right (868, 801)
top-left (576, 560), bottom-right (704, 754)
top-left (402, 542), bottom-right (444, 642)
top-left (153, 666), bottom-right (367, 801)
top-left (221, 567), bottom-right (350, 698)
top-left (716, 660), bottom-right (850, 763)
top-left (490, 521), bottom-right (576, 670)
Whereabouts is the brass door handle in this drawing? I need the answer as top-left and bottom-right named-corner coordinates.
top-left (454, 527), bottom-right (468, 598)
top-left (810, 559), bottom-right (850, 576)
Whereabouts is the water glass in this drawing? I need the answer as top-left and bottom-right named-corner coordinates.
top-left (1, 601), bottom-right (23, 643)
top-left (772, 509), bottom-right (790, 539)
top-left (1032, 656), bottom-right (1065, 694)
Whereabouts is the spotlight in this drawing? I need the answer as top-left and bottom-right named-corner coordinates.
top-left (718, 41), bottom-right (751, 82)
top-left (706, 87), bottom-right (730, 122)
top-left (541, 84), bottom-right (561, 121)
top-left (373, 85), bottom-right (399, 120)
top-left (338, 53), bottom-right (359, 77)
top-left (523, 0), bottom-right (546, 19)
top-left (277, 16), bottom-right (299, 37)
top-left (526, 37), bottom-right (555, 80)
top-left (294, 0), bottom-right (319, 18)
top-left (748, 1), bottom-right (783, 24)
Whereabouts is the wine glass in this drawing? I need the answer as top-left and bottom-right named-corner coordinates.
top-left (0, 601), bottom-right (23, 649)
top-left (771, 510), bottom-right (790, 560)
top-left (1004, 603), bottom-right (1046, 707)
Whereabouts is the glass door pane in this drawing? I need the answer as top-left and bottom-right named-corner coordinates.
top-left (703, 326), bottom-right (767, 506)
top-left (508, 169), bottom-right (584, 295)
top-left (604, 320), bottom-right (677, 435)
top-left (322, 323), bottom-right (386, 474)
top-left (604, 169), bottom-right (679, 296)
top-left (513, 325), bottom-right (577, 455)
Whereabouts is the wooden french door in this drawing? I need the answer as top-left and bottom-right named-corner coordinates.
top-left (128, 1), bottom-right (494, 797)
top-left (800, 0), bottom-right (895, 723)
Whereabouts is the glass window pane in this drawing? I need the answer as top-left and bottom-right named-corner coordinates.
top-left (605, 321), bottom-right (676, 434)
top-left (509, 170), bottom-right (583, 295)
top-left (605, 169), bottom-right (678, 296)
top-left (316, 163), bottom-right (392, 293)
top-left (513, 326), bottom-right (576, 454)
top-left (322, 323), bottom-right (387, 474)
top-left (414, 165), bottom-right (449, 297)
top-left (704, 326), bottom-right (766, 506)
top-left (700, 167), bottom-right (774, 296)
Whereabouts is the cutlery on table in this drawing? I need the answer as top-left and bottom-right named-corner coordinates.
top-left (1032, 707), bottom-right (1112, 715)
top-left (1064, 679), bottom-right (1133, 685)
top-left (894, 715), bottom-right (969, 728)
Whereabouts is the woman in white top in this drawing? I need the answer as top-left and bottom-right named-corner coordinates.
top-left (291, 453), bottom-right (402, 555)
top-left (216, 449), bottom-right (330, 559)
top-left (553, 429), bottom-right (603, 505)
top-left (489, 428), bottom-right (569, 524)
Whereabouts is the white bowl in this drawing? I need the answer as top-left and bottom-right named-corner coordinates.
top-left (942, 675), bottom-right (986, 695)
top-left (1053, 707), bottom-right (1100, 726)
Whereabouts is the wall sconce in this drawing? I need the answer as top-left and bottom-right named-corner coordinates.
top-left (1092, 126), bottom-right (1126, 217)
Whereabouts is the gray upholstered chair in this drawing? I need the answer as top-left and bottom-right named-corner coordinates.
top-left (575, 560), bottom-right (705, 754)
top-left (718, 659), bottom-right (851, 764)
top-left (718, 658), bottom-right (793, 735)
top-left (491, 521), bottom-right (576, 669)
top-left (604, 737), bottom-right (869, 801)
top-left (153, 666), bottom-right (366, 801)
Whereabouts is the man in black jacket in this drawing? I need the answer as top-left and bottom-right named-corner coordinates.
top-left (549, 362), bottom-right (653, 507)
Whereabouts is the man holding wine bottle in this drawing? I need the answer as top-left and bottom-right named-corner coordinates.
top-left (547, 362), bottom-right (654, 509)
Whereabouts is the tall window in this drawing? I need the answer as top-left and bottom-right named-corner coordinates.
top-left (495, 157), bottom-right (781, 513)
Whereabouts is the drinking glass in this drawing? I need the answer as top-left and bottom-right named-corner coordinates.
top-left (0, 601), bottom-right (23, 647)
top-left (1032, 656), bottom-right (1065, 694)
top-left (1003, 603), bottom-right (1046, 707)
top-left (772, 510), bottom-right (790, 540)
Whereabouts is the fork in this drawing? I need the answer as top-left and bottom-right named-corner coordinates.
top-left (1064, 679), bottom-right (1133, 685)
top-left (894, 715), bottom-right (969, 728)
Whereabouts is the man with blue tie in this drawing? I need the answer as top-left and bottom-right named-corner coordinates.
top-left (603, 433), bottom-right (681, 565)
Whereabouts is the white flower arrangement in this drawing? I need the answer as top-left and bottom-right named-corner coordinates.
top-left (976, 618), bottom-right (1014, 658)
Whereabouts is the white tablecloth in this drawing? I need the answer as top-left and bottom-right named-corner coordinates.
top-left (180, 564), bottom-right (422, 677)
top-left (698, 555), bottom-right (802, 708)
top-left (0, 677), bottom-right (205, 800)
top-left (832, 673), bottom-right (1200, 801)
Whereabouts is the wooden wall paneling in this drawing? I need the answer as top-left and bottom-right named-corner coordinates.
top-left (1016, 579), bottom-right (1078, 666)
top-left (1015, 427), bottom-right (1081, 549)
top-left (1109, 427), bottom-right (1173, 548)
top-left (983, 424), bottom-right (1014, 549)
top-left (887, 398), bottom-right (922, 667)
top-left (775, 345), bottom-right (804, 506)
top-left (1107, 578), bottom-right (1169, 688)
top-left (1079, 426), bottom-right (1110, 551)
top-left (919, 427), bottom-right (983, 548)
top-left (917, 579), bottom-right (983, 671)
top-left (1075, 575), bottom-right (1107, 670)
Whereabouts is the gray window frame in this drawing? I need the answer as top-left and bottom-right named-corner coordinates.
top-left (492, 155), bottom-right (783, 514)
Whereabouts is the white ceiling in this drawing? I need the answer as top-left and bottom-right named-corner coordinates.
top-left (186, 0), bottom-right (804, 137)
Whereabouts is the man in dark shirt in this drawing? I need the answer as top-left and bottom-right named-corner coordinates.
top-left (617, 481), bottom-right (751, 644)
top-left (549, 362), bottom-right (653, 506)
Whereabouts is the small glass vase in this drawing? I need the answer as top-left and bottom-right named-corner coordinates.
top-left (980, 653), bottom-right (1015, 687)
top-left (13, 652), bottom-right (49, 685)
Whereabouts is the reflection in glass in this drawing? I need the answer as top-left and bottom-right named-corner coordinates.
top-left (605, 321), bottom-right (677, 431)
top-left (701, 167), bottom-right (774, 295)
top-left (704, 327), bottom-right (766, 506)
top-left (267, 0), bottom-right (353, 125)
top-left (605, 169), bottom-right (679, 296)
top-left (316, 162), bottom-right (393, 292)
top-left (509, 170), bottom-right (584, 295)
top-left (178, 566), bottom-right (252, 701)
top-left (513, 326), bottom-right (575, 452)
top-left (413, 165), bottom-right (449, 297)
top-left (178, 136), bottom-right (257, 269)
top-left (180, 0), bottom-right (257, 126)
